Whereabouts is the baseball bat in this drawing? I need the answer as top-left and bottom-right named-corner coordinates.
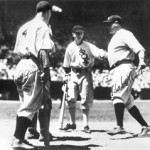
top-left (58, 83), bottom-right (67, 130)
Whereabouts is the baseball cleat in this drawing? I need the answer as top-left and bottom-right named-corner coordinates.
top-left (27, 128), bottom-right (39, 139)
top-left (39, 132), bottom-right (53, 141)
top-left (138, 126), bottom-right (150, 137)
top-left (62, 123), bottom-right (76, 131)
top-left (83, 125), bottom-right (91, 133)
top-left (11, 138), bottom-right (35, 149)
top-left (107, 126), bottom-right (126, 135)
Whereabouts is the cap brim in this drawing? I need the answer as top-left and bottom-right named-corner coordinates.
top-left (73, 30), bottom-right (85, 33)
top-left (103, 20), bottom-right (113, 23)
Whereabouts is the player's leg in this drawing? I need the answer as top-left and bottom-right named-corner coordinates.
top-left (12, 59), bottom-right (42, 149)
top-left (12, 115), bottom-right (34, 149)
top-left (80, 72), bottom-right (93, 133)
top-left (126, 95), bottom-right (150, 136)
top-left (113, 99), bottom-right (125, 129)
top-left (26, 113), bottom-right (40, 139)
top-left (63, 81), bottom-right (78, 130)
top-left (107, 98), bottom-right (125, 135)
top-left (108, 64), bottom-right (134, 135)
top-left (12, 62), bottom-right (35, 149)
top-left (39, 98), bottom-right (53, 141)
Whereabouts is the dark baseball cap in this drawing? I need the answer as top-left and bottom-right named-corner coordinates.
top-left (36, 1), bottom-right (52, 12)
top-left (72, 25), bottom-right (85, 33)
top-left (103, 15), bottom-right (122, 24)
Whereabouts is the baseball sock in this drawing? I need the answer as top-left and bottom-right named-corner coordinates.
top-left (128, 105), bottom-right (148, 127)
top-left (14, 116), bottom-right (31, 140)
top-left (114, 103), bottom-right (125, 128)
top-left (82, 109), bottom-right (89, 127)
top-left (68, 107), bottom-right (76, 125)
top-left (29, 113), bottom-right (38, 129)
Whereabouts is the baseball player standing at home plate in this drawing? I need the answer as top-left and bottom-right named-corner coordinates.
top-left (63, 25), bottom-right (107, 133)
top-left (11, 1), bottom-right (56, 149)
top-left (103, 15), bottom-right (150, 136)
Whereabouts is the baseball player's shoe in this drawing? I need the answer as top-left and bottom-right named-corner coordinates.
top-left (27, 128), bottom-right (39, 139)
top-left (63, 123), bottom-right (76, 131)
top-left (11, 138), bottom-right (35, 149)
top-left (107, 126), bottom-right (125, 135)
top-left (83, 125), bottom-right (91, 133)
top-left (138, 126), bottom-right (150, 137)
top-left (39, 132), bottom-right (53, 141)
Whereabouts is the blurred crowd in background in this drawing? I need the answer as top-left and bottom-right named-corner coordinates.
top-left (1, 49), bottom-right (150, 94)
top-left (0, 0), bottom-right (150, 100)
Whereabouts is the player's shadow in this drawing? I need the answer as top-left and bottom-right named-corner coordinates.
top-left (108, 130), bottom-right (150, 140)
top-left (91, 129), bottom-right (109, 133)
top-left (53, 136), bottom-right (91, 141)
top-left (38, 144), bottom-right (101, 150)
top-left (111, 133), bottom-right (150, 140)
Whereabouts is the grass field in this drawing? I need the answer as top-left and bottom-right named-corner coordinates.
top-left (0, 100), bottom-right (150, 150)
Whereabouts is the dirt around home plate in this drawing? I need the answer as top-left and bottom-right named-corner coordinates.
top-left (0, 120), bottom-right (150, 150)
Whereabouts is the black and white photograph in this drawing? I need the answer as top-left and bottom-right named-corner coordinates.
top-left (0, 0), bottom-right (150, 149)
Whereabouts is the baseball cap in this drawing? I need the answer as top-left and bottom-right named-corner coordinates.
top-left (72, 25), bottom-right (85, 33)
top-left (36, 1), bottom-right (52, 12)
top-left (103, 15), bottom-right (122, 24)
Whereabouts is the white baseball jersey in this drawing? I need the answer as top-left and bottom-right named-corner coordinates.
top-left (63, 40), bottom-right (107, 69)
top-left (108, 28), bottom-right (145, 67)
top-left (109, 28), bottom-right (145, 109)
top-left (14, 16), bottom-right (55, 120)
top-left (14, 16), bottom-right (55, 58)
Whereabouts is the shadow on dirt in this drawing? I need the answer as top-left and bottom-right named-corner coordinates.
top-left (110, 133), bottom-right (150, 140)
top-left (91, 129), bottom-right (108, 133)
top-left (38, 144), bottom-right (100, 150)
top-left (53, 136), bottom-right (90, 141)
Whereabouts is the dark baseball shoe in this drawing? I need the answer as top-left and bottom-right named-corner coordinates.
top-left (107, 126), bottom-right (125, 135)
top-left (138, 126), bottom-right (150, 137)
top-left (39, 132), bottom-right (53, 141)
top-left (27, 128), bottom-right (39, 139)
top-left (11, 138), bottom-right (34, 149)
top-left (63, 123), bottom-right (76, 131)
top-left (83, 125), bottom-right (91, 133)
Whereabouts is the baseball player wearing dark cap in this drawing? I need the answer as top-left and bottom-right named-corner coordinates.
top-left (11, 1), bottom-right (56, 148)
top-left (63, 25), bottom-right (107, 133)
top-left (103, 15), bottom-right (150, 136)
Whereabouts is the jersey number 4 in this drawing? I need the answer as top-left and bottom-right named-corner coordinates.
top-left (22, 30), bottom-right (27, 37)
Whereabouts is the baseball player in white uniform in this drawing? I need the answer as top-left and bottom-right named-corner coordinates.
top-left (26, 21), bottom-right (53, 143)
top-left (63, 25), bottom-right (107, 133)
top-left (103, 15), bottom-right (150, 136)
top-left (12, 1), bottom-right (55, 149)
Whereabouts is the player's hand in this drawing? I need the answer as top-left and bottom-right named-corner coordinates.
top-left (40, 68), bottom-right (49, 83)
top-left (138, 61), bottom-right (146, 70)
top-left (101, 49), bottom-right (108, 59)
top-left (63, 73), bottom-right (70, 84)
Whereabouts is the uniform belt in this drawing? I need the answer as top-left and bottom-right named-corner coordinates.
top-left (71, 67), bottom-right (89, 73)
top-left (111, 59), bottom-right (133, 69)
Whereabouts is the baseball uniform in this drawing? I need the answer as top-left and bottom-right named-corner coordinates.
top-left (104, 15), bottom-right (150, 136)
top-left (108, 28), bottom-right (145, 109)
top-left (14, 16), bottom-right (55, 120)
top-left (63, 40), bottom-right (107, 109)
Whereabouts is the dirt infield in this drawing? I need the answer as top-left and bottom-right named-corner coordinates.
top-left (0, 100), bottom-right (150, 150)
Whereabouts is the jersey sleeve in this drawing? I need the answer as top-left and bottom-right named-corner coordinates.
top-left (124, 31), bottom-right (145, 54)
top-left (89, 43), bottom-right (107, 60)
top-left (14, 24), bottom-right (31, 58)
top-left (36, 28), bottom-right (55, 54)
top-left (63, 46), bottom-right (71, 68)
